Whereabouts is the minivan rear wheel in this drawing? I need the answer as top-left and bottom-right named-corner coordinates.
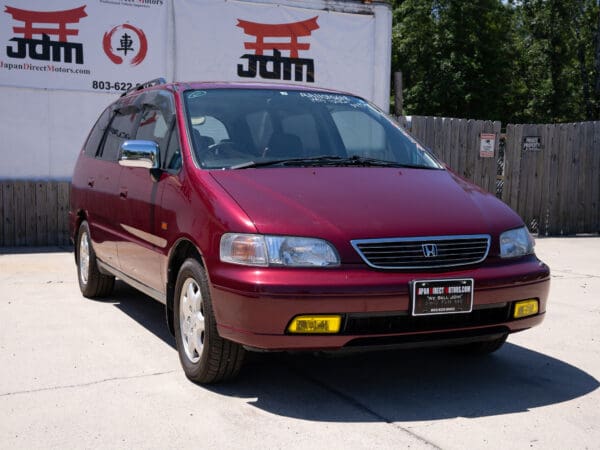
top-left (76, 221), bottom-right (115, 298)
top-left (174, 258), bottom-right (244, 383)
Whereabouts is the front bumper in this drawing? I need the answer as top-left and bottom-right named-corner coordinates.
top-left (209, 256), bottom-right (550, 351)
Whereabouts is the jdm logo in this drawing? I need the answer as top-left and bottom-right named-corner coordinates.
top-left (102, 24), bottom-right (147, 66)
top-left (4, 5), bottom-right (87, 64)
top-left (236, 16), bottom-right (319, 83)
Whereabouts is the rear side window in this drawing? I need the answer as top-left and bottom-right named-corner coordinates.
top-left (83, 107), bottom-right (111, 157)
top-left (100, 110), bottom-right (138, 161)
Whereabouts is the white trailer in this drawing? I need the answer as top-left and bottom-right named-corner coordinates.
top-left (0, 0), bottom-right (391, 181)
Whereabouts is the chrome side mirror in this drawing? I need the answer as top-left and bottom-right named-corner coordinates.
top-left (119, 140), bottom-right (159, 169)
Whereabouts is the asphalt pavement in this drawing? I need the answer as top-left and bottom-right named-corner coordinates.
top-left (1, 237), bottom-right (599, 449)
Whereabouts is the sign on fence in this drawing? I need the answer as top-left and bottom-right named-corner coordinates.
top-left (479, 133), bottom-right (496, 158)
top-left (523, 136), bottom-right (542, 152)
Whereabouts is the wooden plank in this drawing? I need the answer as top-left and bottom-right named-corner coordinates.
top-left (592, 122), bottom-right (600, 233)
top-left (479, 121), bottom-right (501, 194)
top-left (558, 124), bottom-right (572, 234)
top-left (433, 117), bottom-right (444, 160)
top-left (501, 125), bottom-right (513, 205)
top-left (566, 123), bottom-right (579, 234)
top-left (547, 124), bottom-right (562, 235)
top-left (440, 118), bottom-right (452, 164)
top-left (457, 119), bottom-right (468, 178)
top-left (521, 124), bottom-right (540, 232)
top-left (492, 121), bottom-right (502, 195)
top-left (425, 116), bottom-right (435, 152)
top-left (517, 124), bottom-right (531, 226)
top-left (531, 123), bottom-right (545, 233)
top-left (467, 120), bottom-right (479, 182)
top-left (25, 181), bottom-right (37, 246)
top-left (472, 120), bottom-right (485, 189)
top-left (444, 119), bottom-right (459, 170)
top-left (504, 124), bottom-right (521, 212)
top-left (410, 116), bottom-right (424, 142)
top-left (582, 122), bottom-right (595, 232)
top-left (57, 182), bottom-right (70, 246)
top-left (46, 182), bottom-right (58, 246)
top-left (2, 182), bottom-right (15, 247)
top-left (35, 181), bottom-right (48, 246)
top-left (577, 122), bottom-right (590, 232)
top-left (14, 181), bottom-right (26, 246)
top-left (537, 124), bottom-right (552, 235)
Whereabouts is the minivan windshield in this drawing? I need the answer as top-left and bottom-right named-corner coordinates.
top-left (183, 89), bottom-right (442, 170)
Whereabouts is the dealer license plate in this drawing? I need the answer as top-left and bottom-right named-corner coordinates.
top-left (412, 278), bottom-right (474, 316)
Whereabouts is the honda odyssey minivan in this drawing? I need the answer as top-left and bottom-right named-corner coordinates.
top-left (70, 79), bottom-right (550, 383)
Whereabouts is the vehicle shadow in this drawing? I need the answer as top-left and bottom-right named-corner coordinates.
top-left (107, 281), bottom-right (176, 349)
top-left (108, 281), bottom-right (599, 422)
top-left (219, 346), bottom-right (599, 422)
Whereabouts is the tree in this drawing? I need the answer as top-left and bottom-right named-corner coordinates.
top-left (393, 0), bottom-right (518, 122)
top-left (392, 0), bottom-right (600, 122)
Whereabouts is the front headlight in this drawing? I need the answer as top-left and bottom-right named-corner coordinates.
top-left (500, 226), bottom-right (534, 258)
top-left (220, 233), bottom-right (340, 267)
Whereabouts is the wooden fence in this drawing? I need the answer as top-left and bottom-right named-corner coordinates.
top-left (0, 180), bottom-right (70, 247)
top-left (503, 122), bottom-right (600, 236)
top-left (0, 118), bottom-right (598, 247)
top-left (402, 116), bottom-right (600, 236)
top-left (406, 116), bottom-right (502, 195)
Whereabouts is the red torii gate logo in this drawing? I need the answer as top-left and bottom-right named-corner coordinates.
top-left (236, 16), bottom-right (319, 83)
top-left (4, 5), bottom-right (87, 64)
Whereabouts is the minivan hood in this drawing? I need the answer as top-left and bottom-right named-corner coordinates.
top-left (211, 167), bottom-right (522, 254)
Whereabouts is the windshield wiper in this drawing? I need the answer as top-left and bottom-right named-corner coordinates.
top-left (230, 155), bottom-right (439, 169)
top-left (230, 156), bottom-right (346, 169)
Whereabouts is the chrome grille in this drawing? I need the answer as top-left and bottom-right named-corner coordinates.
top-left (351, 235), bottom-right (491, 269)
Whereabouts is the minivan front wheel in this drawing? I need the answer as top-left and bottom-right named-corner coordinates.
top-left (76, 221), bottom-right (114, 298)
top-left (174, 259), bottom-right (244, 383)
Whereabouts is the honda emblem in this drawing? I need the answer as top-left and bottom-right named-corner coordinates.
top-left (422, 244), bottom-right (438, 257)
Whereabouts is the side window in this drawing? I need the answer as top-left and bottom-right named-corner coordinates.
top-left (99, 110), bottom-right (138, 161)
top-left (163, 124), bottom-right (182, 171)
top-left (83, 106), bottom-right (111, 157)
top-left (135, 106), bottom-right (170, 154)
top-left (331, 110), bottom-right (387, 159)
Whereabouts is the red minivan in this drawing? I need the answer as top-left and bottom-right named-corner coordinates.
top-left (70, 79), bottom-right (550, 383)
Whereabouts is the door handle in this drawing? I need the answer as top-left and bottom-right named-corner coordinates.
top-left (87, 178), bottom-right (95, 188)
top-left (119, 187), bottom-right (128, 199)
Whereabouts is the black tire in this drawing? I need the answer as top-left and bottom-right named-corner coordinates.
top-left (76, 221), bottom-right (115, 298)
top-left (457, 334), bottom-right (508, 355)
top-left (173, 258), bottom-right (244, 383)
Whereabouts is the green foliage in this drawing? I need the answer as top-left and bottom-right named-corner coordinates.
top-left (392, 0), bottom-right (600, 123)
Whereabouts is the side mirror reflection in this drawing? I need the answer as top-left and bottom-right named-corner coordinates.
top-left (119, 140), bottom-right (160, 169)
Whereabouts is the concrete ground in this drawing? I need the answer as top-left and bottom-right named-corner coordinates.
top-left (0, 238), bottom-right (598, 449)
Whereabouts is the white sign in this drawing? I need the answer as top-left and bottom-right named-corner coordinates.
top-left (479, 133), bottom-right (496, 158)
top-left (0, 0), bottom-right (168, 93)
top-left (173, 0), bottom-right (377, 106)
